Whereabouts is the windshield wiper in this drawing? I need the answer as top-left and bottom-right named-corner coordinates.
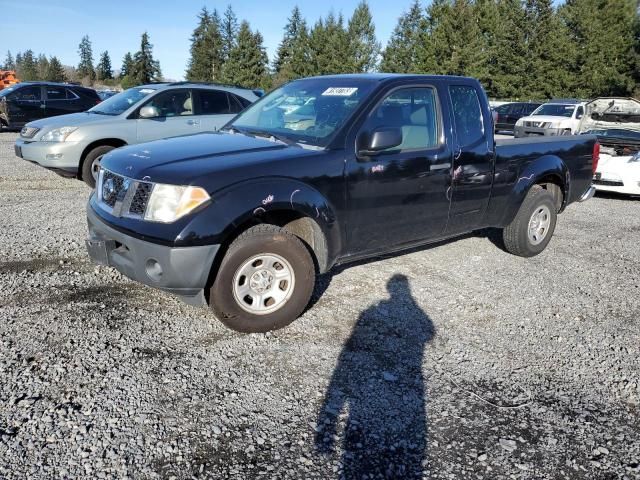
top-left (231, 127), bottom-right (299, 147)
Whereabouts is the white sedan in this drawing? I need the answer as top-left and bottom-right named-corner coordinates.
top-left (594, 149), bottom-right (640, 196)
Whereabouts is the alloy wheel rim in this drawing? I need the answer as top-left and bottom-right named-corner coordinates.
top-left (527, 205), bottom-right (551, 245)
top-left (91, 155), bottom-right (105, 182)
top-left (232, 253), bottom-right (295, 315)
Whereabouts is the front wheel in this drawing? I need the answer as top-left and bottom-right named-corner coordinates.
top-left (81, 145), bottom-right (115, 188)
top-left (502, 186), bottom-right (557, 257)
top-left (209, 224), bottom-right (316, 333)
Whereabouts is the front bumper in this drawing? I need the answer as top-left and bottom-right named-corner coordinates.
top-left (86, 205), bottom-right (219, 306)
top-left (513, 126), bottom-right (568, 138)
top-left (15, 137), bottom-right (84, 175)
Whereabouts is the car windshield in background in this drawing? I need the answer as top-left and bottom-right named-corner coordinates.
top-left (89, 87), bottom-right (155, 115)
top-left (584, 129), bottom-right (640, 142)
top-left (229, 78), bottom-right (377, 147)
top-left (532, 104), bottom-right (576, 117)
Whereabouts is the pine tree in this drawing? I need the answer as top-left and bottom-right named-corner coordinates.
top-left (132, 32), bottom-right (162, 85)
top-left (186, 7), bottom-right (224, 81)
top-left (220, 21), bottom-right (269, 89)
top-left (17, 50), bottom-right (38, 81)
top-left (77, 35), bottom-right (95, 82)
top-left (380, 1), bottom-right (425, 73)
top-left (273, 6), bottom-right (309, 83)
top-left (347, 1), bottom-right (380, 73)
top-left (308, 13), bottom-right (350, 75)
top-left (96, 51), bottom-right (113, 80)
top-left (561, 0), bottom-right (636, 97)
top-left (3, 51), bottom-right (15, 70)
top-left (221, 5), bottom-right (239, 62)
top-left (121, 52), bottom-right (134, 77)
top-left (46, 57), bottom-right (67, 82)
top-left (36, 54), bottom-right (49, 80)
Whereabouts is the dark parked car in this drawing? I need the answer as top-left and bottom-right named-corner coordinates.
top-left (86, 74), bottom-right (597, 333)
top-left (494, 102), bottom-right (541, 132)
top-left (0, 82), bottom-right (100, 129)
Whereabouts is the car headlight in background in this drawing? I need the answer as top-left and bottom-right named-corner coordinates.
top-left (41, 127), bottom-right (78, 142)
top-left (144, 184), bottom-right (210, 223)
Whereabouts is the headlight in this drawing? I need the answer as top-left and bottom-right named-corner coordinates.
top-left (629, 152), bottom-right (640, 163)
top-left (144, 184), bottom-right (210, 223)
top-left (515, 119), bottom-right (523, 127)
top-left (41, 127), bottom-right (78, 142)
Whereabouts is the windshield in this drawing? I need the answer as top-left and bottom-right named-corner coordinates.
top-left (0, 86), bottom-right (17, 98)
top-left (89, 87), bottom-right (156, 115)
top-left (229, 78), bottom-right (377, 147)
top-left (532, 104), bottom-right (576, 118)
top-left (584, 129), bottom-right (640, 142)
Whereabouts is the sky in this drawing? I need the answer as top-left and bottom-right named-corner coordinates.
top-left (0, 0), bottom-right (410, 81)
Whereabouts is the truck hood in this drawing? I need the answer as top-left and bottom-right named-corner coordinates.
top-left (579, 97), bottom-right (640, 134)
top-left (27, 111), bottom-right (120, 130)
top-left (100, 131), bottom-right (311, 185)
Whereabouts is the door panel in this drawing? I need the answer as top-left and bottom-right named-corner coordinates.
top-left (194, 89), bottom-right (237, 132)
top-left (345, 86), bottom-right (452, 254)
top-left (446, 85), bottom-right (494, 234)
top-left (135, 89), bottom-right (200, 142)
top-left (10, 86), bottom-right (45, 124)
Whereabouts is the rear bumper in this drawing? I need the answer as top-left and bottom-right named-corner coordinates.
top-left (85, 205), bottom-right (219, 306)
top-left (578, 185), bottom-right (596, 202)
top-left (15, 137), bottom-right (84, 171)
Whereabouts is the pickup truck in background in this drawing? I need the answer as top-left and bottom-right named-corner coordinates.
top-left (85, 74), bottom-right (598, 333)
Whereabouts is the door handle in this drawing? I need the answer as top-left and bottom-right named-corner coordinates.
top-left (187, 119), bottom-right (200, 126)
top-left (431, 163), bottom-right (451, 171)
top-left (40, 104), bottom-right (46, 109)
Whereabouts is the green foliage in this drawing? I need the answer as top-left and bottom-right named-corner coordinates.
top-left (120, 75), bottom-right (137, 90)
top-left (77, 35), bottom-right (95, 82)
top-left (186, 7), bottom-right (224, 81)
top-left (132, 32), bottom-right (162, 85)
top-left (347, 1), bottom-right (380, 72)
top-left (46, 57), bottom-right (67, 82)
top-left (36, 54), bottom-right (49, 80)
top-left (16, 50), bottom-right (37, 81)
top-left (380, 1), bottom-right (424, 73)
top-left (121, 52), bottom-right (134, 78)
top-left (308, 13), bottom-right (351, 75)
top-left (3, 51), bottom-right (15, 71)
top-left (221, 5), bottom-right (239, 63)
top-left (273, 6), bottom-right (310, 84)
top-left (96, 51), bottom-right (113, 80)
top-left (220, 21), bottom-right (270, 89)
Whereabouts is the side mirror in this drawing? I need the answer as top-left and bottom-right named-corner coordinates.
top-left (139, 105), bottom-right (160, 119)
top-left (358, 127), bottom-right (402, 158)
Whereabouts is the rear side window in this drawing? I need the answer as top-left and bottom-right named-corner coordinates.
top-left (196, 89), bottom-right (231, 115)
top-left (13, 86), bottom-right (41, 101)
top-left (46, 87), bottom-right (66, 100)
top-left (228, 94), bottom-right (246, 113)
top-left (524, 104), bottom-right (539, 114)
top-left (363, 86), bottom-right (439, 152)
top-left (144, 89), bottom-right (193, 117)
top-left (495, 104), bottom-right (510, 114)
top-left (66, 89), bottom-right (80, 100)
top-left (233, 94), bottom-right (252, 109)
top-left (449, 85), bottom-right (484, 147)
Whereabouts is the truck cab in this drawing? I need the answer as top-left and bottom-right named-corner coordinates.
top-left (85, 74), bottom-right (597, 333)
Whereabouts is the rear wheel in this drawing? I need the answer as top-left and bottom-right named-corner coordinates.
top-left (209, 224), bottom-right (316, 333)
top-left (81, 145), bottom-right (115, 188)
top-left (502, 186), bottom-right (557, 257)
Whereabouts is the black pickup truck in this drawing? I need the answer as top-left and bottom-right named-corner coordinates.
top-left (85, 74), bottom-right (598, 333)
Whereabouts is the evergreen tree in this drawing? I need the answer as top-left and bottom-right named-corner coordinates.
top-left (36, 54), bottom-right (49, 80)
top-left (3, 51), bottom-right (15, 70)
top-left (273, 6), bottom-right (309, 83)
top-left (347, 1), bottom-right (380, 73)
top-left (121, 52), bottom-right (134, 77)
top-left (46, 56), bottom-right (67, 82)
top-left (308, 13), bottom-right (350, 75)
top-left (17, 50), bottom-right (37, 81)
top-left (221, 5), bottom-right (239, 62)
top-left (380, 1), bottom-right (425, 73)
top-left (77, 35), bottom-right (95, 82)
top-left (561, 0), bottom-right (637, 97)
top-left (132, 32), bottom-right (162, 84)
top-left (186, 7), bottom-right (224, 81)
top-left (96, 51), bottom-right (113, 80)
top-left (220, 21), bottom-right (269, 89)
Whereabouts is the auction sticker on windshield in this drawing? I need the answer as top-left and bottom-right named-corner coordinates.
top-left (322, 87), bottom-right (358, 96)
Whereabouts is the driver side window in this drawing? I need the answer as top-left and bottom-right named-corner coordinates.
top-left (362, 87), bottom-right (439, 154)
top-left (142, 89), bottom-right (193, 118)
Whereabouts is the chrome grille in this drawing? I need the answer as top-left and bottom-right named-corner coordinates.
top-left (98, 169), bottom-right (154, 218)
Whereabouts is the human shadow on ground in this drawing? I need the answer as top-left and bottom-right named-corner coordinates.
top-left (314, 274), bottom-right (436, 479)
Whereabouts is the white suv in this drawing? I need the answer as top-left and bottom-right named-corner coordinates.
top-left (514, 101), bottom-right (587, 138)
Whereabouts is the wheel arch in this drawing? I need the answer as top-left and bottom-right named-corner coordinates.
top-left (78, 138), bottom-right (128, 178)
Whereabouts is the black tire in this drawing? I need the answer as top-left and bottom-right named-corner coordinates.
top-left (209, 224), bottom-right (316, 333)
top-left (502, 186), bottom-right (557, 257)
top-left (81, 145), bottom-right (115, 188)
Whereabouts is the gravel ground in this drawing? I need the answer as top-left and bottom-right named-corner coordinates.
top-left (0, 131), bottom-right (639, 479)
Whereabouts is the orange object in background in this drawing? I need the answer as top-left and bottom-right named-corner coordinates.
top-left (0, 70), bottom-right (19, 90)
